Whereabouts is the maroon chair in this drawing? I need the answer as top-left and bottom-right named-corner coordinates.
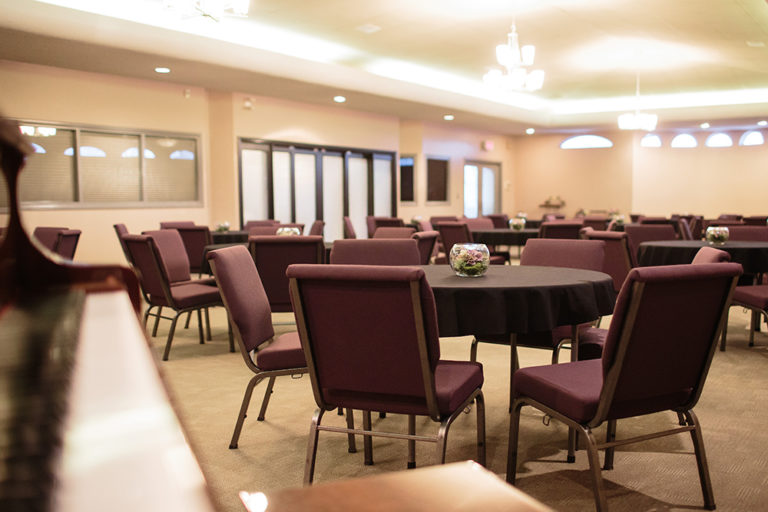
top-left (539, 220), bottom-right (584, 240)
top-left (429, 215), bottom-right (458, 226)
top-left (582, 215), bottom-right (610, 231)
top-left (507, 263), bottom-right (741, 511)
top-left (373, 217), bottom-right (405, 232)
top-left (173, 226), bottom-right (213, 275)
top-left (436, 222), bottom-right (506, 265)
top-left (718, 214), bottom-right (743, 221)
top-left (287, 264), bottom-right (486, 483)
top-left (51, 229), bottom-right (81, 260)
top-left (330, 239), bottom-right (420, 265)
top-left (343, 216), bottom-right (357, 239)
top-left (114, 223), bottom-right (132, 263)
top-left (678, 218), bottom-right (694, 240)
top-left (724, 225), bottom-right (768, 241)
top-left (123, 233), bottom-right (225, 360)
top-left (308, 220), bottom-right (325, 236)
top-left (486, 214), bottom-right (509, 229)
top-left (624, 224), bottom-right (677, 267)
top-left (208, 245), bottom-right (307, 449)
top-left (248, 226), bottom-right (279, 236)
top-left (372, 226), bottom-right (416, 239)
top-left (159, 221), bottom-right (196, 229)
top-left (743, 215), bottom-right (768, 226)
top-left (243, 220), bottom-right (279, 231)
top-left (582, 230), bottom-right (632, 294)
top-left (417, 219), bottom-right (434, 232)
top-left (412, 230), bottom-right (439, 264)
top-left (249, 235), bottom-right (325, 312)
top-left (692, 246), bottom-right (731, 264)
top-left (32, 226), bottom-right (68, 251)
top-left (462, 217), bottom-right (494, 231)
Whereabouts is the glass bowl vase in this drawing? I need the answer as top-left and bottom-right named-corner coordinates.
top-left (705, 226), bottom-right (729, 245)
top-left (449, 243), bottom-right (490, 277)
top-left (509, 218), bottom-right (526, 231)
top-left (277, 227), bottom-right (301, 236)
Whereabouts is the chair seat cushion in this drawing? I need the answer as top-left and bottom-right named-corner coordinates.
top-left (732, 285), bottom-right (768, 309)
top-left (434, 360), bottom-right (484, 416)
top-left (255, 331), bottom-right (306, 370)
top-left (489, 254), bottom-right (506, 265)
top-left (513, 360), bottom-right (602, 423)
top-left (166, 282), bottom-right (221, 308)
top-left (171, 277), bottom-right (216, 287)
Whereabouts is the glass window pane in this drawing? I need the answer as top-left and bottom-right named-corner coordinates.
top-left (463, 164), bottom-right (478, 218)
top-left (373, 156), bottom-right (392, 217)
top-left (670, 133), bottom-right (698, 148)
top-left (400, 156), bottom-right (414, 202)
top-left (79, 132), bottom-right (140, 202)
top-left (481, 166), bottom-right (496, 216)
top-left (19, 127), bottom-right (76, 203)
top-left (739, 130), bottom-right (764, 146)
top-left (322, 154), bottom-right (344, 242)
top-left (145, 136), bottom-right (198, 201)
top-left (348, 156), bottom-right (368, 237)
top-left (294, 152), bottom-right (317, 233)
top-left (427, 158), bottom-right (448, 201)
top-left (272, 151), bottom-right (292, 223)
top-left (241, 148), bottom-right (269, 222)
top-left (705, 133), bottom-right (733, 148)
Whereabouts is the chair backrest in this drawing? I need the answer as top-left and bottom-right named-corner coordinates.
top-left (249, 235), bottom-right (325, 312)
top-left (724, 225), bottom-right (768, 241)
top-left (624, 224), bottom-right (677, 266)
top-left (583, 215), bottom-right (610, 231)
top-left (542, 213), bottom-right (566, 222)
top-left (114, 223), bottom-right (131, 262)
top-left (243, 220), bottom-right (279, 231)
top-left (53, 229), bottom-right (81, 260)
top-left (582, 230), bottom-right (632, 292)
top-left (742, 215), bottom-right (768, 226)
top-left (677, 218), bottom-right (694, 240)
top-left (207, 245), bottom-right (275, 356)
top-left (365, 216), bottom-right (376, 238)
top-left (486, 214), bottom-right (509, 229)
top-left (594, 263), bottom-right (741, 425)
top-left (429, 216), bottom-right (458, 226)
top-left (159, 221), bottom-right (196, 229)
top-left (343, 216), bottom-right (357, 239)
top-left (692, 247), bottom-right (731, 264)
top-left (122, 234), bottom-right (173, 304)
top-left (308, 220), bottom-right (325, 236)
top-left (520, 238), bottom-right (605, 272)
top-left (417, 220), bottom-right (434, 232)
top-left (689, 215), bottom-right (704, 240)
top-left (330, 239), bottom-right (420, 265)
top-left (142, 229), bottom-right (192, 284)
top-left (412, 231), bottom-right (438, 265)
top-left (175, 226), bottom-right (212, 273)
top-left (463, 217), bottom-right (494, 230)
top-left (373, 217), bottom-right (405, 231)
top-left (249, 226), bottom-right (279, 236)
top-left (32, 226), bottom-right (68, 251)
top-left (372, 226), bottom-right (416, 239)
top-left (287, 264), bottom-right (442, 419)
top-left (435, 222), bottom-right (471, 255)
top-left (539, 220), bottom-right (585, 240)
top-left (718, 214), bottom-right (743, 221)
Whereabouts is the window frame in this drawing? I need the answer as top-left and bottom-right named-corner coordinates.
top-left (10, 118), bottom-right (203, 210)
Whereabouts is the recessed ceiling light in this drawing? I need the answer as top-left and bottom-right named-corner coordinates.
top-left (356, 23), bottom-right (381, 34)
top-left (700, 122), bottom-right (710, 129)
top-left (746, 41), bottom-right (766, 48)
top-left (333, 95), bottom-right (346, 103)
top-left (154, 67), bottom-right (171, 74)
top-left (443, 114), bottom-right (455, 121)
top-left (758, 120), bottom-right (768, 126)
top-left (525, 128), bottom-right (535, 135)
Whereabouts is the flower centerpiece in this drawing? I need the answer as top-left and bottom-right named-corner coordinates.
top-left (515, 211), bottom-right (528, 220)
top-left (449, 243), bottom-right (490, 277)
top-left (215, 221), bottom-right (230, 232)
top-left (705, 226), bottom-right (729, 245)
top-left (509, 217), bottom-right (526, 231)
top-left (277, 226), bottom-right (301, 236)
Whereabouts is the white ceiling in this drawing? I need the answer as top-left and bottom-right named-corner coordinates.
top-left (2, 0), bottom-right (768, 134)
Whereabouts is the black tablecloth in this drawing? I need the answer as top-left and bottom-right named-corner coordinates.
top-left (211, 230), bottom-right (249, 244)
top-left (422, 265), bottom-right (615, 338)
top-left (471, 228), bottom-right (539, 247)
top-left (638, 240), bottom-right (768, 275)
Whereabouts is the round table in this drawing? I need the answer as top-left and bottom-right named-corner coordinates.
top-left (422, 265), bottom-right (615, 339)
top-left (638, 240), bottom-right (768, 275)
top-left (471, 228), bottom-right (539, 247)
top-left (211, 230), bottom-right (249, 244)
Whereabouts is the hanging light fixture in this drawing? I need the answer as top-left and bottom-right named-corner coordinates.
top-left (483, 23), bottom-right (545, 92)
top-left (164, 0), bottom-right (249, 21)
top-left (618, 74), bottom-right (658, 131)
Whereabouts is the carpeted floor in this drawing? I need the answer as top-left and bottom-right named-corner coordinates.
top-left (151, 306), bottom-right (768, 512)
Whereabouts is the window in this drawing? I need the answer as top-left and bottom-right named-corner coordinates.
top-left (670, 133), bottom-right (698, 148)
top-left (14, 121), bottom-right (200, 208)
top-left (705, 132), bottom-right (733, 148)
top-left (426, 157), bottom-right (449, 202)
top-left (399, 156), bottom-right (415, 202)
top-left (739, 130), bottom-right (764, 147)
top-left (640, 134), bottom-right (662, 148)
top-left (560, 135), bottom-right (613, 149)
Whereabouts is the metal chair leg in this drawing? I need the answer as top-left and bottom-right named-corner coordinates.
top-left (603, 419), bottom-right (616, 470)
top-left (685, 410), bottom-right (716, 510)
top-left (506, 401), bottom-right (524, 483)
top-left (475, 391), bottom-right (486, 467)
top-left (197, 308), bottom-right (204, 344)
top-left (205, 307), bottom-right (212, 340)
top-left (304, 409), bottom-right (325, 485)
top-left (184, 310), bottom-right (192, 329)
top-left (256, 376), bottom-right (276, 421)
top-left (363, 410), bottom-right (373, 465)
top-left (162, 312), bottom-right (180, 361)
top-left (470, 337), bottom-right (478, 362)
top-left (407, 415), bottom-right (416, 469)
top-left (345, 408), bottom-right (357, 453)
top-left (582, 426), bottom-right (608, 512)
top-left (152, 306), bottom-right (163, 336)
top-left (229, 375), bottom-right (262, 449)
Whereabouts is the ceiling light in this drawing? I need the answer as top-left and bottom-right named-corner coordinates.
top-left (154, 67), bottom-right (171, 73)
top-left (483, 23), bottom-right (544, 92)
top-left (617, 75), bottom-right (657, 132)
top-left (700, 122), bottom-right (710, 129)
top-left (355, 23), bottom-right (381, 34)
top-left (758, 120), bottom-right (768, 126)
top-left (525, 128), bottom-right (535, 135)
top-left (333, 95), bottom-right (346, 103)
top-left (443, 114), bottom-right (455, 121)
top-left (164, 0), bottom-right (249, 21)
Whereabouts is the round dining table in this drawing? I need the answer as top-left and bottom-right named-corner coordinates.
top-left (637, 240), bottom-right (768, 275)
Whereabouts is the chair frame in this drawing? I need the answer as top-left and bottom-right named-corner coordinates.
top-left (208, 254), bottom-right (309, 449)
top-left (290, 275), bottom-right (486, 485)
top-left (507, 272), bottom-right (738, 511)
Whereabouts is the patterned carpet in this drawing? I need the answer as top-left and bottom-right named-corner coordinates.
top-left (153, 307), bottom-right (768, 512)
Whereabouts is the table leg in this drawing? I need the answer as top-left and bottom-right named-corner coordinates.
top-left (509, 333), bottom-right (519, 413)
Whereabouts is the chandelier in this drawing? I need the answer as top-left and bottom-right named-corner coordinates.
top-left (617, 75), bottom-right (658, 131)
top-left (164, 0), bottom-right (249, 21)
top-left (483, 23), bottom-right (545, 92)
